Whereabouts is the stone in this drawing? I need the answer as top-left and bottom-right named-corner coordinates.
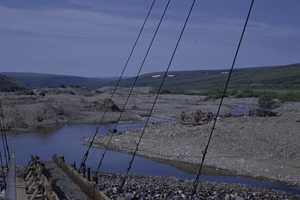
top-left (235, 196), bottom-right (244, 200)
top-left (224, 193), bottom-right (230, 200)
top-left (125, 192), bottom-right (135, 199)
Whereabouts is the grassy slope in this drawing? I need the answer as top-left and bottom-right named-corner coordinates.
top-left (0, 74), bottom-right (31, 92)
top-left (1, 64), bottom-right (299, 101)
top-left (98, 63), bottom-right (300, 101)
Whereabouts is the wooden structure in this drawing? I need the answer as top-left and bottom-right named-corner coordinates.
top-left (52, 155), bottom-right (110, 200)
top-left (5, 154), bottom-right (110, 200)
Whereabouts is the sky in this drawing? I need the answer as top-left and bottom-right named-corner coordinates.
top-left (0, 0), bottom-right (299, 77)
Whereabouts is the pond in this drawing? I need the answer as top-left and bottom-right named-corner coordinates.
top-left (6, 122), bottom-right (300, 194)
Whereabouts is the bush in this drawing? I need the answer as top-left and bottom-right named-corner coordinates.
top-left (204, 90), bottom-right (226, 100)
top-left (278, 92), bottom-right (300, 102)
top-left (94, 90), bottom-right (104, 94)
top-left (159, 88), bottom-right (171, 94)
top-left (258, 95), bottom-right (276, 107)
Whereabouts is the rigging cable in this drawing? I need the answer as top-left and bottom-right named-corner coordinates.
top-left (118, 0), bottom-right (196, 194)
top-left (95, 0), bottom-right (170, 176)
top-left (191, 0), bottom-right (255, 196)
top-left (79, 0), bottom-right (156, 169)
top-left (0, 100), bottom-right (8, 187)
top-left (0, 149), bottom-right (5, 187)
top-left (0, 100), bottom-right (9, 165)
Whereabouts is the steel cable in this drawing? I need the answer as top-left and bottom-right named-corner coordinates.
top-left (79, 0), bottom-right (156, 169)
top-left (192, 0), bottom-right (255, 196)
top-left (94, 0), bottom-right (173, 177)
top-left (118, 0), bottom-right (196, 194)
top-left (0, 100), bottom-right (9, 165)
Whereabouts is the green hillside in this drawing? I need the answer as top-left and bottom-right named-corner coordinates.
top-left (98, 63), bottom-right (300, 102)
top-left (0, 74), bottom-right (30, 92)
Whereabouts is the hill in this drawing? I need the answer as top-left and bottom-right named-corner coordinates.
top-left (0, 72), bottom-right (119, 89)
top-left (97, 63), bottom-right (300, 102)
top-left (0, 74), bottom-right (30, 92)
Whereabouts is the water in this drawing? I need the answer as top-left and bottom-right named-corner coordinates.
top-left (230, 103), bottom-right (275, 116)
top-left (6, 123), bottom-right (191, 177)
top-left (6, 123), bottom-right (300, 194)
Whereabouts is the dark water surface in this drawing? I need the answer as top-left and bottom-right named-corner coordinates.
top-left (6, 123), bottom-right (300, 194)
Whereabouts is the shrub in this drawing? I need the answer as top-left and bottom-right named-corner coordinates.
top-left (278, 92), bottom-right (300, 102)
top-left (159, 88), bottom-right (171, 94)
top-left (94, 90), bottom-right (104, 94)
top-left (258, 95), bottom-right (276, 107)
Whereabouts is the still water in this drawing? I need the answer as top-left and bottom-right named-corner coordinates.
top-left (6, 123), bottom-right (300, 194)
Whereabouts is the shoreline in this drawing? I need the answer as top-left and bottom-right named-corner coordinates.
top-left (84, 95), bottom-right (300, 187)
top-left (1, 91), bottom-right (299, 192)
top-left (85, 114), bottom-right (300, 187)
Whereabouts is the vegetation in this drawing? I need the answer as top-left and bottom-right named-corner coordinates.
top-left (1, 63), bottom-right (299, 103)
top-left (0, 74), bottom-right (30, 92)
top-left (100, 63), bottom-right (300, 102)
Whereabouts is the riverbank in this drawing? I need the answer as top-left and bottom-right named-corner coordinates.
top-left (1, 88), bottom-right (299, 194)
top-left (0, 88), bottom-right (140, 133)
top-left (84, 93), bottom-right (300, 187)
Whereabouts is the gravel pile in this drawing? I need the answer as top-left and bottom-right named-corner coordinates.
top-left (96, 172), bottom-right (300, 199)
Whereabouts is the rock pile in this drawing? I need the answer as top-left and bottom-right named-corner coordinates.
top-left (96, 172), bottom-right (300, 199)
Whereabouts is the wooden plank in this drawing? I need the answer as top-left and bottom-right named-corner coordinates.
top-left (6, 149), bottom-right (16, 200)
top-left (16, 173), bottom-right (27, 200)
top-left (52, 155), bottom-right (110, 200)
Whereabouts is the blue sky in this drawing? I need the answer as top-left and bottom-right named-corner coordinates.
top-left (0, 0), bottom-right (299, 77)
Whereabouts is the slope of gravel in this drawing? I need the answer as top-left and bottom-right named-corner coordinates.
top-left (85, 95), bottom-right (300, 186)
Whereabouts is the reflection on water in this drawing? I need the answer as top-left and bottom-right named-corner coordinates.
top-left (6, 123), bottom-right (300, 194)
top-left (7, 123), bottom-right (193, 178)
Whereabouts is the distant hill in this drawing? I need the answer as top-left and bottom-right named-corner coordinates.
top-left (1, 64), bottom-right (299, 101)
top-left (0, 74), bottom-right (31, 92)
top-left (96, 63), bottom-right (300, 101)
top-left (96, 63), bottom-right (300, 89)
top-left (0, 72), bottom-right (119, 89)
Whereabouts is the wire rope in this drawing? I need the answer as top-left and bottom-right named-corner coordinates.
top-left (0, 150), bottom-right (5, 188)
top-left (94, 0), bottom-right (171, 176)
top-left (191, 0), bottom-right (255, 196)
top-left (0, 100), bottom-right (9, 165)
top-left (118, 0), bottom-right (196, 194)
top-left (79, 0), bottom-right (156, 169)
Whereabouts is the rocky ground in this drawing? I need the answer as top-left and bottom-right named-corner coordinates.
top-left (0, 87), bottom-right (139, 133)
top-left (96, 172), bottom-right (299, 199)
top-left (85, 90), bottom-right (300, 187)
top-left (1, 87), bottom-right (300, 199)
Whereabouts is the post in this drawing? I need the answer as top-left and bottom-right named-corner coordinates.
top-left (93, 176), bottom-right (98, 185)
top-left (82, 167), bottom-right (86, 179)
top-left (49, 178), bottom-right (56, 194)
top-left (87, 167), bottom-right (91, 181)
top-left (71, 161), bottom-right (76, 170)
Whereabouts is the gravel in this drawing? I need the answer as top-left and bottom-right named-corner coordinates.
top-left (95, 172), bottom-right (300, 199)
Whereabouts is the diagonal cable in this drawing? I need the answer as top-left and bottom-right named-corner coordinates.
top-left (192, 0), bottom-right (255, 196)
top-left (118, 0), bottom-right (196, 194)
top-left (79, 0), bottom-right (156, 169)
top-left (0, 150), bottom-right (5, 187)
top-left (95, 0), bottom-right (169, 176)
top-left (0, 100), bottom-right (9, 165)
